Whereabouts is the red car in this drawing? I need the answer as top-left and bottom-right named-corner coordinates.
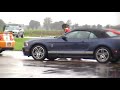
top-left (106, 29), bottom-right (120, 35)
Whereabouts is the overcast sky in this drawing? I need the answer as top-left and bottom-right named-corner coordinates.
top-left (0, 12), bottom-right (120, 26)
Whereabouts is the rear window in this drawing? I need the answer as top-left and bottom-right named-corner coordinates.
top-left (106, 31), bottom-right (120, 37)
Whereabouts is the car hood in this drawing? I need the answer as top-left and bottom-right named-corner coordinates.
top-left (5, 30), bottom-right (19, 33)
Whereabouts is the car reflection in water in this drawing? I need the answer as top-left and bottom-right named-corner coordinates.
top-left (37, 60), bottom-right (120, 78)
top-left (22, 59), bottom-right (120, 78)
top-left (96, 63), bottom-right (120, 78)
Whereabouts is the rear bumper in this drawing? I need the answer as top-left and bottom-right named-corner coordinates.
top-left (112, 50), bottom-right (120, 59)
top-left (0, 41), bottom-right (15, 48)
top-left (1, 47), bottom-right (14, 51)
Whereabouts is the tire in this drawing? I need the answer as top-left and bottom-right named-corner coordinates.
top-left (31, 45), bottom-right (47, 61)
top-left (95, 47), bottom-right (111, 63)
top-left (16, 33), bottom-right (20, 38)
top-left (0, 50), bottom-right (3, 53)
top-left (110, 58), bottom-right (120, 63)
top-left (16, 35), bottom-right (19, 38)
top-left (21, 34), bottom-right (24, 38)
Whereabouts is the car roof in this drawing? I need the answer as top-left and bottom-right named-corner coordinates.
top-left (71, 28), bottom-right (109, 38)
top-left (72, 28), bottom-right (105, 32)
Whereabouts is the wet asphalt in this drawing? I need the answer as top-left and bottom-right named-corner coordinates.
top-left (0, 51), bottom-right (120, 78)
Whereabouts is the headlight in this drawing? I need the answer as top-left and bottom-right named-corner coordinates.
top-left (24, 42), bottom-right (28, 46)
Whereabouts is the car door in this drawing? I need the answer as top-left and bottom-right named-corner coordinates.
top-left (56, 30), bottom-right (91, 56)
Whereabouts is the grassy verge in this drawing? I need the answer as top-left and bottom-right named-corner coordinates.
top-left (14, 29), bottom-right (64, 51)
top-left (24, 29), bottom-right (64, 37)
top-left (14, 38), bottom-right (30, 51)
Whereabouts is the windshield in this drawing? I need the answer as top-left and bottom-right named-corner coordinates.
top-left (5, 26), bottom-right (20, 31)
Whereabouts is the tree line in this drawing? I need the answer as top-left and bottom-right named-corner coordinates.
top-left (0, 17), bottom-right (120, 31)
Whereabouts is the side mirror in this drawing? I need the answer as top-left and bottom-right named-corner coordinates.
top-left (61, 36), bottom-right (67, 41)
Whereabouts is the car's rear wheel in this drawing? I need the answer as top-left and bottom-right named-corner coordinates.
top-left (95, 47), bottom-right (111, 63)
top-left (0, 50), bottom-right (3, 53)
top-left (31, 45), bottom-right (46, 61)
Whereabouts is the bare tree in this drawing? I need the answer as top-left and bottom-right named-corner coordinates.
top-left (0, 19), bottom-right (5, 31)
top-left (66, 20), bottom-right (72, 26)
top-left (43, 17), bottom-right (52, 30)
top-left (51, 21), bottom-right (64, 30)
top-left (29, 20), bottom-right (41, 29)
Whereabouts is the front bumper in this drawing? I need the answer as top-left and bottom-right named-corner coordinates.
top-left (22, 47), bottom-right (31, 56)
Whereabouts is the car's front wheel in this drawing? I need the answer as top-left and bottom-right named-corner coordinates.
top-left (95, 47), bottom-right (111, 63)
top-left (21, 33), bottom-right (24, 38)
top-left (16, 34), bottom-right (20, 38)
top-left (31, 45), bottom-right (47, 61)
top-left (16, 35), bottom-right (19, 38)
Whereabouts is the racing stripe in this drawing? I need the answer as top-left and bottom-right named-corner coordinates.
top-left (48, 51), bottom-right (93, 54)
top-left (3, 34), bottom-right (10, 41)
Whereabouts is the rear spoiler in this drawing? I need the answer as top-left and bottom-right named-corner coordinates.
top-left (0, 32), bottom-right (13, 34)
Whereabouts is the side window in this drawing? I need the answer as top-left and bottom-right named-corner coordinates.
top-left (78, 31), bottom-right (90, 39)
top-left (65, 31), bottom-right (90, 39)
top-left (89, 33), bottom-right (97, 39)
top-left (65, 31), bottom-right (78, 38)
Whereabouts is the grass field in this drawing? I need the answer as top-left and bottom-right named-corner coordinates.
top-left (13, 29), bottom-right (64, 51)
top-left (24, 29), bottom-right (64, 37)
top-left (14, 38), bottom-right (30, 51)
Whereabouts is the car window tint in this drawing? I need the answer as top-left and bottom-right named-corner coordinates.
top-left (66, 31), bottom-right (90, 39)
top-left (65, 31), bottom-right (78, 38)
top-left (106, 31), bottom-right (119, 37)
top-left (89, 33), bottom-right (97, 39)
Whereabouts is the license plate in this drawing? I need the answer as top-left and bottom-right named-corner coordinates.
top-left (6, 42), bottom-right (11, 47)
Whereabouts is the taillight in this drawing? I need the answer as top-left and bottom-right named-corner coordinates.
top-left (0, 35), bottom-right (3, 40)
top-left (10, 35), bottom-right (14, 40)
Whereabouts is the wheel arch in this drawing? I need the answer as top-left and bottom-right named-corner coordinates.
top-left (30, 43), bottom-right (48, 57)
top-left (93, 45), bottom-right (113, 58)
